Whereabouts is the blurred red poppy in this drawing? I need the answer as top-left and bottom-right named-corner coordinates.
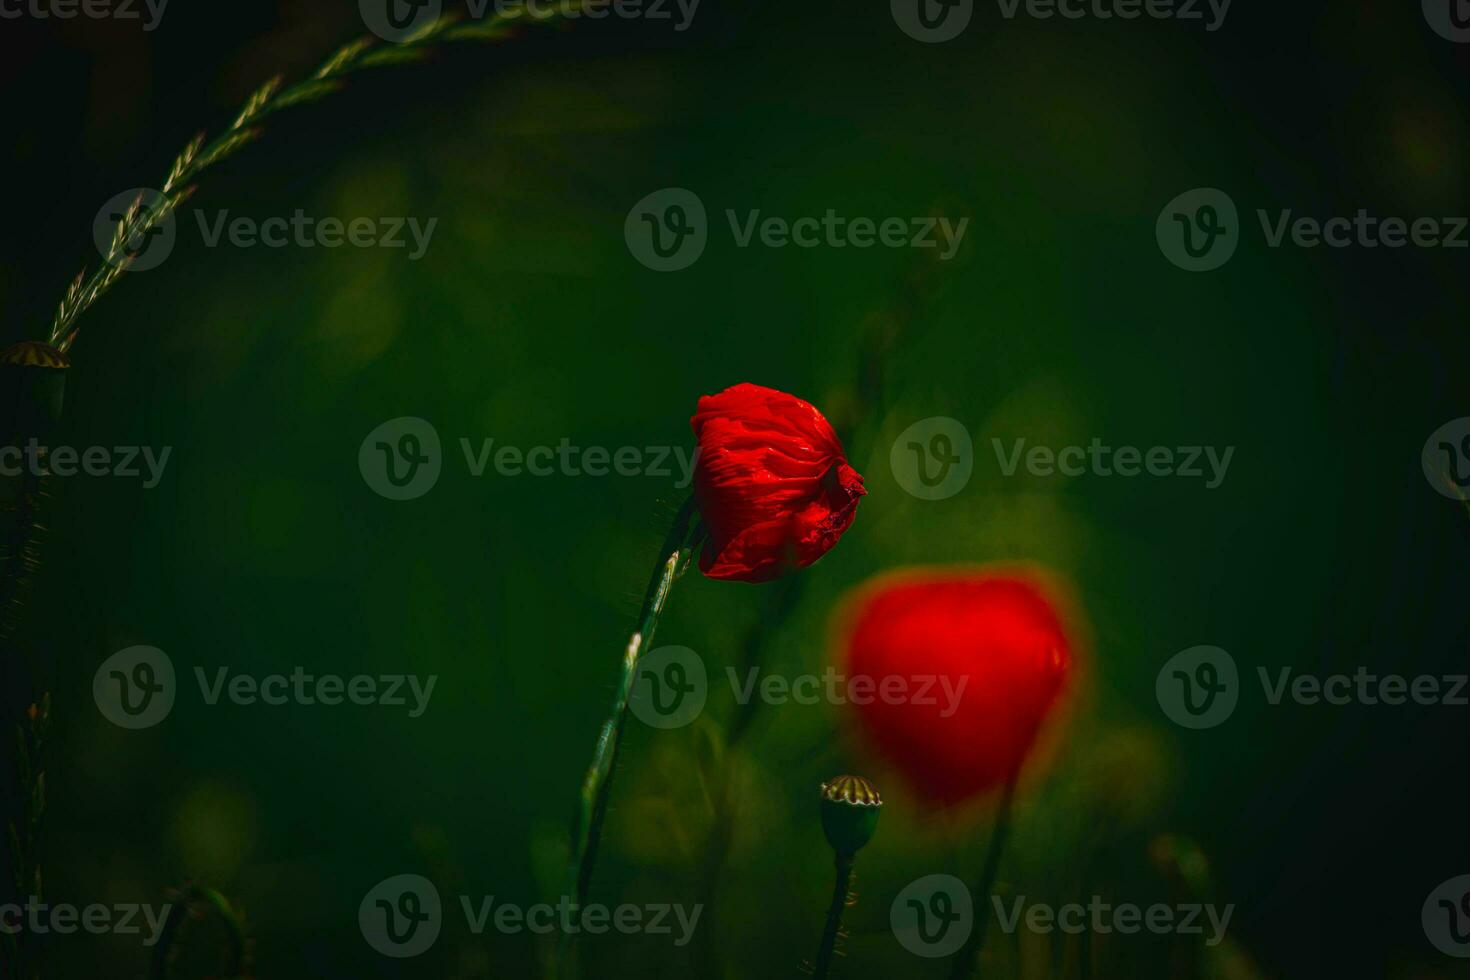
top-left (838, 568), bottom-right (1076, 805)
top-left (690, 383), bottom-right (865, 583)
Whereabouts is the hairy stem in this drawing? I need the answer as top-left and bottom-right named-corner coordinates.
top-left (0, 472), bottom-right (49, 648)
top-left (3, 694), bottom-right (49, 980)
top-left (811, 854), bottom-right (855, 980)
top-left (950, 769), bottom-right (1020, 980)
top-left (562, 496), bottom-right (701, 967)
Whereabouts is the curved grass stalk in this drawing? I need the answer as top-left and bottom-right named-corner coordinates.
top-left (47, 5), bottom-right (578, 356)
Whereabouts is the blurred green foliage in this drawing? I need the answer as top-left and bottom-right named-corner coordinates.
top-left (4, 3), bottom-right (1469, 978)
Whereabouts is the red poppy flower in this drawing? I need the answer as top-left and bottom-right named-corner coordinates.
top-left (838, 568), bottom-right (1076, 805)
top-left (690, 383), bottom-right (865, 583)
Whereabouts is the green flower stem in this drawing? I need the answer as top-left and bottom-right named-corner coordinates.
top-left (950, 769), bottom-right (1020, 980)
top-left (563, 496), bottom-right (701, 963)
top-left (811, 853), bottom-right (855, 980)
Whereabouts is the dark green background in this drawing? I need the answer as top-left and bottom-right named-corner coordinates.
top-left (3, 1), bottom-right (1468, 976)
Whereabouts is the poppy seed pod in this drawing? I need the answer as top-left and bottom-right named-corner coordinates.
top-left (690, 383), bottom-right (865, 583)
top-left (819, 774), bottom-right (883, 857)
top-left (1, 341), bottom-right (70, 446)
